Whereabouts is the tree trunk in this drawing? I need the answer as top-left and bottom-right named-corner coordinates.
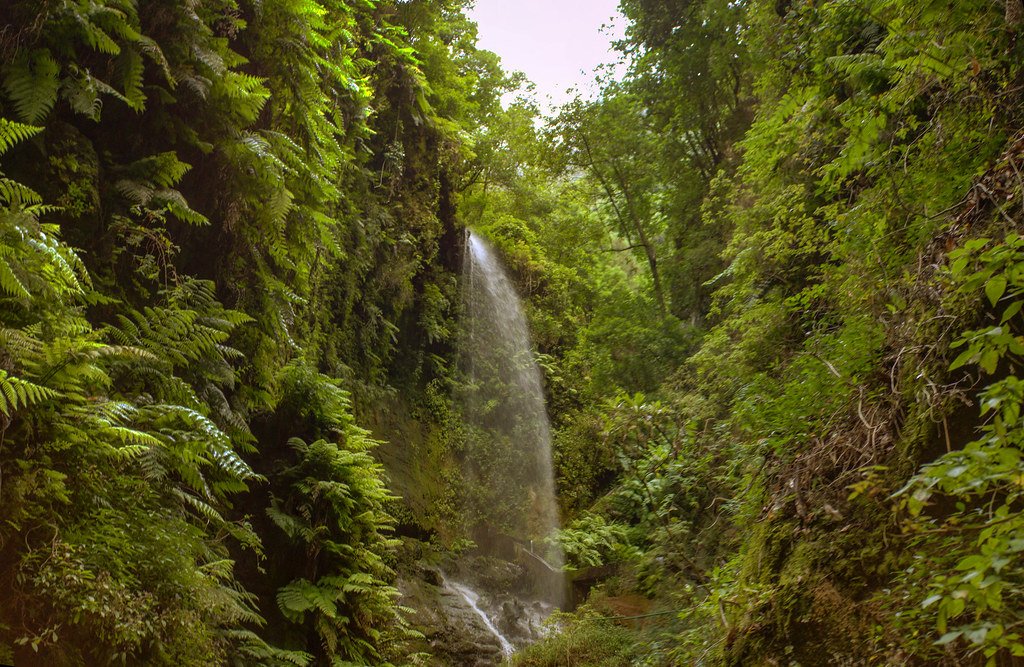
top-left (630, 221), bottom-right (667, 318)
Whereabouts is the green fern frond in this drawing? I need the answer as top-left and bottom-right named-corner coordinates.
top-left (226, 629), bottom-right (312, 666)
top-left (105, 425), bottom-right (162, 449)
top-left (0, 257), bottom-right (30, 298)
top-left (127, 152), bottom-right (192, 187)
top-left (0, 369), bottom-right (59, 415)
top-left (180, 73), bottom-right (212, 99)
top-left (116, 47), bottom-right (146, 111)
top-left (211, 445), bottom-right (260, 481)
top-left (92, 344), bottom-right (159, 362)
top-left (264, 186), bottom-right (295, 231)
top-left (0, 178), bottom-right (43, 206)
top-left (0, 327), bottom-right (42, 356)
top-left (27, 235), bottom-right (83, 292)
top-left (114, 178), bottom-right (154, 205)
top-left (157, 189), bottom-right (210, 225)
top-left (267, 502), bottom-right (316, 543)
top-left (61, 66), bottom-right (130, 121)
top-left (61, 69), bottom-right (104, 120)
top-left (2, 49), bottom-right (60, 123)
top-left (76, 16), bottom-right (122, 55)
top-left (193, 45), bottom-right (226, 75)
top-left (277, 579), bottom-right (338, 623)
top-left (136, 35), bottom-right (173, 85)
top-left (217, 72), bottom-right (270, 123)
top-left (0, 117), bottom-right (42, 155)
top-left (109, 443), bottom-right (148, 461)
top-left (174, 488), bottom-right (226, 524)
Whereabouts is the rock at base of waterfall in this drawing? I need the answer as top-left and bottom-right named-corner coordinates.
top-left (397, 568), bottom-right (505, 666)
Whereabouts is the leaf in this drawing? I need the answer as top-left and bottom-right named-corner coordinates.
top-left (1001, 300), bottom-right (1023, 324)
top-left (950, 348), bottom-right (976, 371)
top-left (3, 49), bottom-right (60, 123)
top-left (980, 349), bottom-right (1000, 374)
top-left (0, 117), bottom-right (42, 155)
top-left (986, 277), bottom-right (1007, 306)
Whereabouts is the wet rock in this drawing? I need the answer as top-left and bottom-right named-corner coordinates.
top-left (397, 571), bottom-right (505, 666)
top-left (422, 565), bottom-right (444, 587)
top-left (452, 555), bottom-right (528, 593)
top-left (396, 552), bottom-right (561, 665)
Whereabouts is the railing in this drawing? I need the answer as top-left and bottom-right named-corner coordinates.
top-left (512, 540), bottom-right (560, 573)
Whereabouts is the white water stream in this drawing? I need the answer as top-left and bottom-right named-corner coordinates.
top-left (450, 581), bottom-right (515, 658)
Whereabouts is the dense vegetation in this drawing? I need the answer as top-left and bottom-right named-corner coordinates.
top-left (2, 0), bottom-right (1024, 665)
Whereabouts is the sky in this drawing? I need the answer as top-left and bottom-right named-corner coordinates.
top-left (466, 0), bottom-right (627, 110)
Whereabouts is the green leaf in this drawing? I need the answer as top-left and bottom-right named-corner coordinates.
top-left (986, 277), bottom-right (1007, 306)
top-left (1002, 300), bottom-right (1023, 323)
top-left (3, 49), bottom-right (60, 123)
top-left (980, 349), bottom-right (1000, 374)
top-left (950, 348), bottom-right (976, 371)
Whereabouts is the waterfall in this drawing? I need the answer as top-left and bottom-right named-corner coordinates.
top-left (449, 582), bottom-right (516, 658)
top-left (461, 230), bottom-right (565, 605)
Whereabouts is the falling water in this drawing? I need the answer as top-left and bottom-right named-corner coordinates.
top-left (461, 231), bottom-right (565, 604)
top-left (450, 582), bottom-right (516, 658)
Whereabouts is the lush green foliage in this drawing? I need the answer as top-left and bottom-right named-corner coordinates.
top-left (510, 614), bottom-right (640, 667)
top-left (4, 0), bottom-right (1024, 663)
top-left (471, 0), bottom-right (1024, 665)
top-left (0, 0), bottom-right (488, 663)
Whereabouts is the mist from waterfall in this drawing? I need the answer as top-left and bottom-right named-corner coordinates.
top-left (460, 230), bottom-right (565, 603)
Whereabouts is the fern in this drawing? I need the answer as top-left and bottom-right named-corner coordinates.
top-left (157, 188), bottom-right (210, 225)
top-left (173, 488), bottom-right (226, 524)
top-left (0, 178), bottom-right (43, 206)
top-left (277, 579), bottom-right (337, 623)
top-left (107, 425), bottom-right (162, 449)
top-left (0, 369), bottom-right (59, 415)
top-left (225, 629), bottom-right (312, 667)
top-left (216, 71), bottom-right (270, 123)
top-left (116, 47), bottom-right (146, 111)
top-left (2, 49), bottom-right (60, 124)
top-left (0, 327), bottom-right (42, 357)
top-left (76, 15), bottom-right (122, 55)
top-left (0, 0), bottom-right (420, 661)
top-left (126, 152), bottom-right (192, 188)
top-left (60, 66), bottom-right (130, 120)
top-left (0, 255), bottom-right (31, 298)
top-left (0, 117), bottom-right (41, 155)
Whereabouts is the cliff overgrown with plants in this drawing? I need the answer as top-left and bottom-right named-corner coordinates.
top-left (0, 0), bottom-right (506, 663)
top-left (500, 0), bottom-right (1024, 665)
top-left (3, 0), bottom-right (1024, 665)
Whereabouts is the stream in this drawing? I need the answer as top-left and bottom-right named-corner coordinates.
top-left (449, 581), bottom-right (515, 658)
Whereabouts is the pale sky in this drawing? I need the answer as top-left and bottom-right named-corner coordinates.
top-left (467, 0), bottom-right (627, 111)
